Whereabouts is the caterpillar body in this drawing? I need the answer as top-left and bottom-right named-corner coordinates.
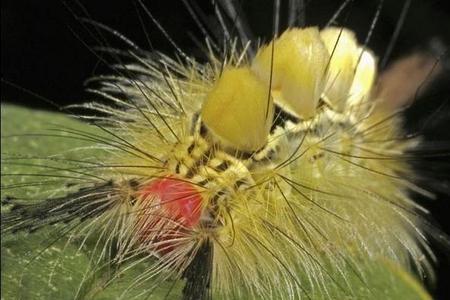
top-left (1, 1), bottom-right (449, 300)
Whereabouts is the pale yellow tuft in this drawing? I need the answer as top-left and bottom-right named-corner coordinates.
top-left (201, 67), bottom-right (274, 152)
top-left (320, 27), bottom-right (377, 108)
top-left (348, 48), bottom-right (377, 106)
top-left (252, 27), bottom-right (329, 118)
top-left (320, 27), bottom-right (358, 108)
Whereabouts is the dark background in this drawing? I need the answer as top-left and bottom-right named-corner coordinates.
top-left (2, 0), bottom-right (450, 298)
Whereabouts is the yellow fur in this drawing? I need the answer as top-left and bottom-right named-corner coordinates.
top-left (80, 27), bottom-right (432, 299)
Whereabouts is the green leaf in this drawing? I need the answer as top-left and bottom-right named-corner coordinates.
top-left (1, 105), bottom-right (101, 299)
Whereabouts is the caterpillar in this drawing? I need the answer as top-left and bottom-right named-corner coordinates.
top-left (1, 1), bottom-right (449, 299)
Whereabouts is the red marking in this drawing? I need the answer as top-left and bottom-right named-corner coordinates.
top-left (136, 176), bottom-right (202, 254)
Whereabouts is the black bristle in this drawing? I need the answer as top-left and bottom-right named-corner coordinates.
top-left (1, 181), bottom-right (117, 234)
top-left (182, 239), bottom-right (213, 300)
